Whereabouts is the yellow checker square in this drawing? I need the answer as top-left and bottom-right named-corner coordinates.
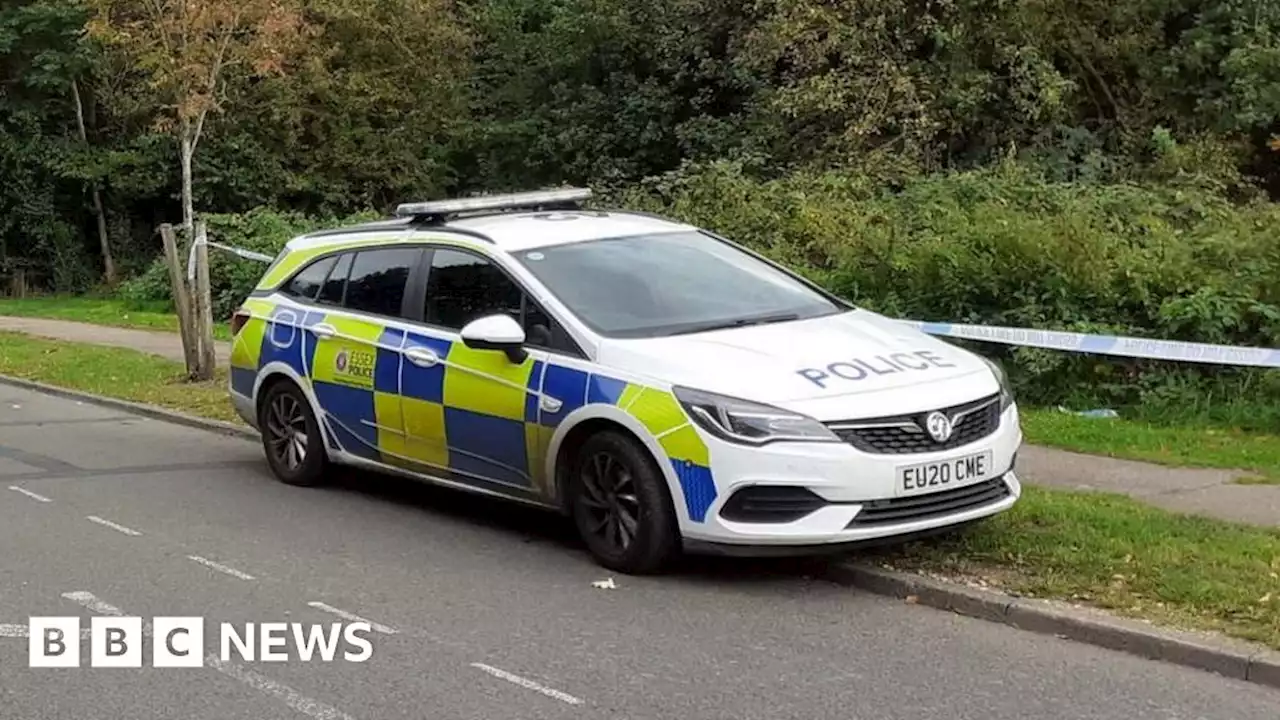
top-left (659, 424), bottom-right (710, 467)
top-left (401, 396), bottom-right (449, 469)
top-left (373, 391), bottom-right (407, 462)
top-left (230, 299), bottom-right (274, 370)
top-left (626, 387), bottom-right (689, 437)
top-left (442, 345), bottom-right (535, 421)
top-left (524, 423), bottom-right (550, 492)
top-left (311, 316), bottom-right (384, 388)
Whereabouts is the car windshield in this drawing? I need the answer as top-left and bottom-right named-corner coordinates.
top-left (512, 230), bottom-right (847, 339)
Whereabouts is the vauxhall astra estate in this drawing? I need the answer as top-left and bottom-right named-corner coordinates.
top-left (227, 188), bottom-right (1023, 574)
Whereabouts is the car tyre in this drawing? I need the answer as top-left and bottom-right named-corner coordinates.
top-left (258, 380), bottom-right (329, 487)
top-left (568, 430), bottom-right (681, 575)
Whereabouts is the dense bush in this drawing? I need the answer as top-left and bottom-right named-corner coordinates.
top-left (614, 161), bottom-right (1280, 428)
top-left (119, 207), bottom-right (380, 320)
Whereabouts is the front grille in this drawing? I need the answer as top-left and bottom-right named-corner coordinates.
top-left (827, 393), bottom-right (1002, 455)
top-left (844, 476), bottom-right (1013, 527)
top-left (846, 476), bottom-right (1012, 528)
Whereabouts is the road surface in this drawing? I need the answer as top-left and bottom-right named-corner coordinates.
top-left (0, 383), bottom-right (1276, 720)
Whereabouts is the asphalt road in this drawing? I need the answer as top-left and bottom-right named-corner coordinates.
top-left (1, 384), bottom-right (1277, 720)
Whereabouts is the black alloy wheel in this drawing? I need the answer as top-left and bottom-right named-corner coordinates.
top-left (569, 431), bottom-right (679, 574)
top-left (259, 380), bottom-right (328, 487)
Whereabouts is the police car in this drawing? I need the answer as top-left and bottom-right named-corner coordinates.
top-left (227, 188), bottom-right (1022, 574)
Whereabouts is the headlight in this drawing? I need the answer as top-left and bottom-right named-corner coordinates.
top-left (980, 356), bottom-right (1015, 410)
top-left (673, 386), bottom-right (841, 445)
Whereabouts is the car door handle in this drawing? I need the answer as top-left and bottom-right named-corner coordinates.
top-left (404, 347), bottom-right (439, 367)
top-left (311, 323), bottom-right (337, 340)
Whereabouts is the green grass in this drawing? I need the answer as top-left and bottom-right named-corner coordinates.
top-left (0, 331), bottom-right (1278, 648)
top-left (0, 295), bottom-right (232, 340)
top-left (1021, 408), bottom-right (1280, 480)
top-left (873, 485), bottom-right (1280, 650)
top-left (0, 332), bottom-right (239, 424)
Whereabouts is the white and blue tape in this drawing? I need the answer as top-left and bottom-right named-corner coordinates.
top-left (198, 238), bottom-right (1279, 369)
top-left (897, 320), bottom-right (1280, 369)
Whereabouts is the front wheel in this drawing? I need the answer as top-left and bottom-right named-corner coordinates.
top-left (258, 380), bottom-right (329, 487)
top-left (568, 431), bottom-right (681, 575)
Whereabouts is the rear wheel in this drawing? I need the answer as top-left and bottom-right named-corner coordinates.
top-left (568, 431), bottom-right (680, 575)
top-left (258, 380), bottom-right (329, 487)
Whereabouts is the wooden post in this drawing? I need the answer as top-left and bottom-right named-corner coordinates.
top-left (193, 221), bottom-right (216, 380)
top-left (160, 223), bottom-right (199, 377)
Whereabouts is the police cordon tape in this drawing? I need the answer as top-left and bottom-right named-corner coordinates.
top-left (895, 320), bottom-right (1280, 368)
top-left (194, 238), bottom-right (1280, 368)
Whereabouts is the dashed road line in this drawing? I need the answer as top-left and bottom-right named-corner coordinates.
top-left (8, 486), bottom-right (51, 503)
top-left (62, 591), bottom-right (358, 720)
top-left (306, 602), bottom-right (397, 635)
top-left (208, 657), bottom-right (358, 720)
top-left (470, 662), bottom-right (584, 706)
top-left (62, 591), bottom-right (126, 617)
top-left (85, 516), bottom-right (142, 536)
top-left (188, 555), bottom-right (256, 581)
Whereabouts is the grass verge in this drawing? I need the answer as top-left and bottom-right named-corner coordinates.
top-left (0, 295), bottom-right (232, 340)
top-left (0, 332), bottom-right (239, 424)
top-left (2, 331), bottom-right (1278, 650)
top-left (873, 486), bottom-right (1280, 650)
top-left (1021, 408), bottom-right (1280, 481)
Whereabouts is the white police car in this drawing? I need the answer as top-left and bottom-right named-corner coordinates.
top-left (227, 188), bottom-right (1022, 574)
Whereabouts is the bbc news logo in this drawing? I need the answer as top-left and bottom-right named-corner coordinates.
top-left (28, 617), bottom-right (374, 667)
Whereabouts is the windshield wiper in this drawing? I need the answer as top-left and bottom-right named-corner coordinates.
top-left (668, 312), bottom-right (801, 336)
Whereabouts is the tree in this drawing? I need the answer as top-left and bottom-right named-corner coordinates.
top-left (83, 0), bottom-right (310, 242)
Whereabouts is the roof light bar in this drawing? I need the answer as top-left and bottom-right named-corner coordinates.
top-left (394, 188), bottom-right (592, 219)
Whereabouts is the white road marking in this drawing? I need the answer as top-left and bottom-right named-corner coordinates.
top-left (85, 516), bottom-right (142, 536)
top-left (470, 662), bottom-right (584, 706)
top-left (187, 555), bottom-right (256, 581)
top-left (62, 591), bottom-right (126, 617)
top-left (306, 602), bottom-right (397, 635)
top-left (8, 486), bottom-right (51, 503)
top-left (208, 657), bottom-right (357, 720)
top-left (62, 592), bottom-right (358, 720)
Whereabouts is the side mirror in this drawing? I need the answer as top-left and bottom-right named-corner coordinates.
top-left (459, 314), bottom-right (528, 363)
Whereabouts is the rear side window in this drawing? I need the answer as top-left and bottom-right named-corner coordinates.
top-left (282, 256), bottom-right (336, 301)
top-left (344, 248), bottom-right (419, 319)
top-left (317, 252), bottom-right (352, 306)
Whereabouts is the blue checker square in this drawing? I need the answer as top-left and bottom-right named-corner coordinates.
top-left (230, 367), bottom-right (257, 398)
top-left (260, 306), bottom-right (306, 375)
top-left (587, 374), bottom-right (626, 405)
top-left (374, 327), bottom-right (406, 394)
top-left (671, 460), bottom-right (717, 523)
top-left (444, 408), bottom-right (530, 487)
top-left (312, 381), bottom-right (379, 461)
top-left (400, 332), bottom-right (453, 403)
top-left (539, 364), bottom-right (589, 427)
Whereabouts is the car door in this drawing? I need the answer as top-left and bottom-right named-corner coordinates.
top-left (303, 246), bottom-right (423, 464)
top-left (401, 246), bottom-right (557, 495)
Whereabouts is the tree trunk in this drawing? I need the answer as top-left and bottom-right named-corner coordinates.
top-left (71, 79), bottom-right (116, 285)
top-left (180, 123), bottom-right (195, 244)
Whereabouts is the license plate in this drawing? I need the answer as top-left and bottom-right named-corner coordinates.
top-left (896, 451), bottom-right (994, 497)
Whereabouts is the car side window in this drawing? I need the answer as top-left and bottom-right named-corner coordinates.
top-left (316, 252), bottom-right (353, 306)
top-left (282, 256), bottom-right (336, 301)
top-left (425, 248), bottom-right (523, 330)
top-left (424, 248), bottom-right (575, 353)
top-left (344, 248), bottom-right (419, 319)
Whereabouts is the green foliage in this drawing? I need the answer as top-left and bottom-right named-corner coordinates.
top-left (118, 207), bottom-right (380, 320)
top-left (615, 161), bottom-right (1280, 427)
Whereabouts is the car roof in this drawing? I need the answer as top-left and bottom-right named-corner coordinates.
top-left (287, 209), bottom-right (698, 255)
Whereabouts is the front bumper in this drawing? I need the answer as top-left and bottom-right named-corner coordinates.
top-left (676, 404), bottom-right (1023, 548)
